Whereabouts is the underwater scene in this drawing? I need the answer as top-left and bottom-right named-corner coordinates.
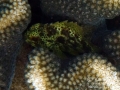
top-left (0, 0), bottom-right (120, 90)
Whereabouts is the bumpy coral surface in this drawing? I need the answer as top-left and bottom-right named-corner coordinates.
top-left (103, 30), bottom-right (120, 69)
top-left (25, 47), bottom-right (120, 90)
top-left (0, 0), bottom-right (31, 45)
top-left (40, 0), bottom-right (120, 24)
top-left (0, 0), bottom-right (31, 89)
top-left (25, 21), bottom-right (97, 58)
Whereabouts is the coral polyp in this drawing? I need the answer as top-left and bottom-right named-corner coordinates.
top-left (40, 0), bottom-right (120, 24)
top-left (0, 0), bottom-right (31, 45)
top-left (103, 30), bottom-right (120, 69)
top-left (0, 0), bottom-right (31, 89)
top-left (25, 21), bottom-right (97, 58)
top-left (25, 47), bottom-right (120, 90)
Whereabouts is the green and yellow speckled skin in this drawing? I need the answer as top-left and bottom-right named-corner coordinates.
top-left (25, 21), bottom-right (97, 58)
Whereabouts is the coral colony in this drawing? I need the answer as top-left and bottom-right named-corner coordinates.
top-left (0, 0), bottom-right (120, 90)
top-left (40, 0), bottom-right (120, 24)
top-left (25, 48), bottom-right (120, 90)
top-left (0, 0), bottom-right (31, 89)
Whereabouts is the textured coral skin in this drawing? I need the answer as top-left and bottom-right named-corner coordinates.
top-left (25, 47), bottom-right (120, 90)
top-left (5, 0), bottom-right (120, 90)
top-left (102, 30), bottom-right (120, 69)
top-left (25, 21), bottom-right (97, 58)
top-left (40, 0), bottom-right (120, 25)
top-left (0, 0), bottom-right (31, 89)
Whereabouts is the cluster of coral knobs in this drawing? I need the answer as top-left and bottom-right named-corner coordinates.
top-left (0, 0), bottom-right (120, 90)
